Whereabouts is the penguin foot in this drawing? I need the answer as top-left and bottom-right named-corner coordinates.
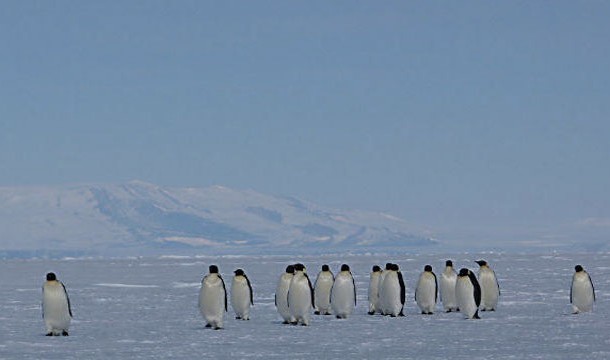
top-left (473, 311), bottom-right (480, 319)
top-left (205, 323), bottom-right (212, 328)
top-left (314, 310), bottom-right (320, 315)
top-left (290, 321), bottom-right (298, 326)
top-left (390, 314), bottom-right (396, 318)
top-left (324, 312), bottom-right (332, 315)
top-left (446, 309), bottom-right (452, 313)
top-left (367, 311), bottom-right (375, 315)
top-left (235, 316), bottom-right (241, 320)
top-left (213, 327), bottom-right (222, 330)
top-left (46, 332), bottom-right (53, 336)
top-left (62, 331), bottom-right (69, 336)
top-left (282, 321), bottom-right (289, 324)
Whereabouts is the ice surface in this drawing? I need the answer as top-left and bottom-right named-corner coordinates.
top-left (1, 253), bottom-right (609, 359)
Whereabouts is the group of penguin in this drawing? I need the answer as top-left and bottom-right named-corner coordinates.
top-left (41, 261), bottom-right (596, 335)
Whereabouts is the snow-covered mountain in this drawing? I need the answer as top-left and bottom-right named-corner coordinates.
top-left (0, 181), bottom-right (435, 257)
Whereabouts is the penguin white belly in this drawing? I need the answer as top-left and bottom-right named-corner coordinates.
top-left (416, 274), bottom-right (436, 314)
top-left (456, 278), bottom-right (478, 319)
top-left (199, 277), bottom-right (225, 329)
top-left (368, 273), bottom-right (381, 314)
top-left (440, 272), bottom-right (458, 311)
top-left (276, 274), bottom-right (293, 323)
top-left (231, 277), bottom-right (251, 320)
top-left (314, 273), bottom-right (334, 315)
top-left (288, 274), bottom-right (312, 325)
top-left (381, 273), bottom-right (401, 316)
top-left (571, 274), bottom-right (594, 313)
top-left (331, 274), bottom-right (355, 318)
top-left (377, 272), bottom-right (388, 315)
top-left (479, 270), bottom-right (499, 310)
top-left (43, 283), bottom-right (71, 335)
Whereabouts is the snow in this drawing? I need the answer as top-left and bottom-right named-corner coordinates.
top-left (1, 253), bottom-right (609, 359)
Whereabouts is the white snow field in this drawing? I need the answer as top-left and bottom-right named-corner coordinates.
top-left (1, 253), bottom-right (609, 359)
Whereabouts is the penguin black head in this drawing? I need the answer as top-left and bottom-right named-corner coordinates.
top-left (391, 263), bottom-right (400, 271)
top-left (475, 260), bottom-right (487, 267)
top-left (424, 265), bottom-right (433, 272)
top-left (458, 268), bottom-right (470, 277)
top-left (372, 265), bottom-right (381, 272)
top-left (234, 269), bottom-right (245, 276)
top-left (385, 263), bottom-right (393, 270)
top-left (285, 265), bottom-right (295, 274)
top-left (575, 265), bottom-right (584, 272)
top-left (46, 272), bottom-right (56, 281)
top-left (341, 264), bottom-right (350, 272)
top-left (294, 263), bottom-right (305, 272)
top-left (321, 264), bottom-right (330, 272)
top-left (445, 260), bottom-right (453, 267)
top-left (209, 265), bottom-right (219, 274)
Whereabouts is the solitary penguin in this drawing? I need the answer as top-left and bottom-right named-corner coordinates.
top-left (440, 260), bottom-right (459, 312)
top-left (456, 268), bottom-right (481, 319)
top-left (231, 269), bottom-right (253, 320)
top-left (570, 265), bottom-right (595, 314)
top-left (198, 265), bottom-right (227, 330)
top-left (415, 265), bottom-right (437, 315)
top-left (275, 265), bottom-right (295, 324)
top-left (368, 265), bottom-right (382, 315)
top-left (331, 264), bottom-right (356, 319)
top-left (288, 263), bottom-right (314, 325)
top-left (380, 263), bottom-right (406, 317)
top-left (42, 272), bottom-right (72, 336)
top-left (314, 264), bottom-right (334, 315)
top-left (475, 260), bottom-right (500, 311)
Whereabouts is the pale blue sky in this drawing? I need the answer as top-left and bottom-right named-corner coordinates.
top-left (1, 1), bottom-right (609, 246)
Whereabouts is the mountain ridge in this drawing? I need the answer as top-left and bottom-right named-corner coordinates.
top-left (0, 180), bottom-right (435, 257)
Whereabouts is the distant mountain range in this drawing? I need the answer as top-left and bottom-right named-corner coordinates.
top-left (0, 181), bottom-right (436, 258)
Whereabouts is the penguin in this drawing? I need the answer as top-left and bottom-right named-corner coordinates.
top-left (475, 260), bottom-right (500, 311)
top-left (440, 260), bottom-right (459, 312)
top-left (415, 265), bottom-right (438, 315)
top-left (288, 263), bottom-right (314, 325)
top-left (231, 268), bottom-right (253, 320)
top-left (275, 265), bottom-right (295, 324)
top-left (313, 264), bottom-right (334, 315)
top-left (367, 265), bottom-right (382, 315)
top-left (570, 265), bottom-right (595, 314)
top-left (379, 263), bottom-right (406, 317)
top-left (377, 263), bottom-right (393, 315)
top-left (198, 265), bottom-right (227, 330)
top-left (330, 264), bottom-right (356, 319)
top-left (42, 272), bottom-right (72, 336)
top-left (455, 268), bottom-right (481, 319)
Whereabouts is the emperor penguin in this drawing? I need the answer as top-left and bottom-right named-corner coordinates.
top-left (288, 263), bottom-right (314, 325)
top-left (440, 260), bottom-right (459, 312)
top-left (231, 269), bottom-right (253, 320)
top-left (379, 263), bottom-right (406, 317)
top-left (456, 268), bottom-right (481, 319)
top-left (475, 260), bottom-right (500, 311)
top-left (415, 265), bottom-right (438, 315)
top-left (367, 265), bottom-right (382, 315)
top-left (314, 264), bottom-right (334, 315)
top-left (275, 265), bottom-right (295, 324)
top-left (570, 265), bottom-right (595, 314)
top-left (42, 272), bottom-right (72, 336)
top-left (198, 265), bottom-right (227, 330)
top-left (331, 264), bottom-right (356, 319)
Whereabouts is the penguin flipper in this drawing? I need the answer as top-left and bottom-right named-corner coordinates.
top-left (398, 272), bottom-right (406, 305)
top-left (219, 275), bottom-right (228, 312)
top-left (245, 275), bottom-right (254, 306)
top-left (305, 274), bottom-right (315, 308)
top-left (61, 282), bottom-right (73, 317)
